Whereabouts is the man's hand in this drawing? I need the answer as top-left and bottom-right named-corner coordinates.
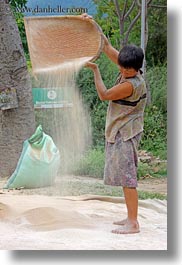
top-left (85, 62), bottom-right (98, 71)
top-left (80, 13), bottom-right (110, 48)
top-left (81, 13), bottom-right (93, 20)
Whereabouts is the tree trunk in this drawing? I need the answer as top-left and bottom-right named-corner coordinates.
top-left (0, 0), bottom-right (35, 178)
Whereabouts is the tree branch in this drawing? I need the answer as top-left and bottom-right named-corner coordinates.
top-left (147, 0), bottom-right (153, 7)
top-left (113, 0), bottom-right (122, 20)
top-left (124, 10), bottom-right (141, 45)
top-left (149, 4), bottom-right (167, 8)
top-left (124, 0), bottom-right (136, 20)
top-left (122, 0), bottom-right (128, 18)
top-left (136, 0), bottom-right (141, 7)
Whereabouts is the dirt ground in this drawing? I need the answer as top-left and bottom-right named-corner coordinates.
top-left (138, 176), bottom-right (167, 195)
top-left (0, 175), bottom-right (167, 197)
top-left (61, 174), bottom-right (167, 194)
top-left (0, 174), bottom-right (167, 197)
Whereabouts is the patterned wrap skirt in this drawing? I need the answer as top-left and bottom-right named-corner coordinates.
top-left (104, 132), bottom-right (142, 187)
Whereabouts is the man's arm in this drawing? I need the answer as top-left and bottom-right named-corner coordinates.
top-left (102, 34), bottom-right (119, 65)
top-left (86, 62), bottom-right (133, 101)
top-left (81, 13), bottom-right (119, 65)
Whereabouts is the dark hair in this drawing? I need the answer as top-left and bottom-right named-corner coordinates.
top-left (118, 44), bottom-right (144, 71)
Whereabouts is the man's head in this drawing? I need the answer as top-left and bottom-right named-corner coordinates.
top-left (118, 44), bottom-right (144, 72)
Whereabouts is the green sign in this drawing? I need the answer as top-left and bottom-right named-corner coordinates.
top-left (32, 88), bottom-right (73, 109)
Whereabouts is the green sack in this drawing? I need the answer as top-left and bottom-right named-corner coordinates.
top-left (4, 125), bottom-right (60, 189)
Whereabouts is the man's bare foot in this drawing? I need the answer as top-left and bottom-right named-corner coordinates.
top-left (113, 218), bottom-right (128, 226)
top-left (111, 220), bottom-right (140, 234)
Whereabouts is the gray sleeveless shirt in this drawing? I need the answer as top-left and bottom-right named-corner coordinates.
top-left (105, 73), bottom-right (147, 143)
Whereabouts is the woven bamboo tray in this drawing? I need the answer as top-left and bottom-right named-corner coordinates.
top-left (24, 15), bottom-right (104, 72)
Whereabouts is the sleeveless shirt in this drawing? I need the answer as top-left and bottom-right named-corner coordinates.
top-left (105, 73), bottom-right (147, 143)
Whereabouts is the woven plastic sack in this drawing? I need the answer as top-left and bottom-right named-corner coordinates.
top-left (4, 125), bottom-right (60, 189)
